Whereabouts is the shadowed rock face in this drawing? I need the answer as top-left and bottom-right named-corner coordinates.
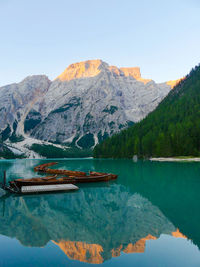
top-left (0, 184), bottom-right (181, 263)
top-left (0, 75), bottom-right (51, 138)
top-left (0, 60), bottom-right (175, 151)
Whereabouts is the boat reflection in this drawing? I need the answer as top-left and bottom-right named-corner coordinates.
top-left (0, 183), bottom-right (188, 264)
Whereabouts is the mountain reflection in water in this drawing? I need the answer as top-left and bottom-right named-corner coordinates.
top-left (0, 159), bottom-right (199, 265)
top-left (0, 184), bottom-right (186, 264)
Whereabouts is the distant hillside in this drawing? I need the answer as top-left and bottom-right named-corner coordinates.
top-left (94, 64), bottom-right (200, 158)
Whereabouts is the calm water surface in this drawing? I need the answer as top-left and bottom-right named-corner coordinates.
top-left (0, 159), bottom-right (199, 267)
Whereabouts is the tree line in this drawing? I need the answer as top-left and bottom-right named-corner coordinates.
top-left (94, 64), bottom-right (200, 158)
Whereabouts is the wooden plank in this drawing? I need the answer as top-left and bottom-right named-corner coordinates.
top-left (21, 184), bottom-right (79, 193)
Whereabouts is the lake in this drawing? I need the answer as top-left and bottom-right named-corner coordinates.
top-left (0, 159), bottom-right (199, 267)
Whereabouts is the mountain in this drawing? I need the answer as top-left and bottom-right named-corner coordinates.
top-left (0, 59), bottom-right (175, 158)
top-left (30, 60), bottom-right (172, 148)
top-left (94, 64), bottom-right (200, 158)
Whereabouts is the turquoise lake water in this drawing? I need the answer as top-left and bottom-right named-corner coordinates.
top-left (0, 158), bottom-right (199, 266)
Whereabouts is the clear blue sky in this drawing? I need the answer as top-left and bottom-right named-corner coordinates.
top-left (0, 0), bottom-right (199, 86)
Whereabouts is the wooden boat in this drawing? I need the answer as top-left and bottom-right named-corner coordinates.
top-left (1, 163), bottom-right (118, 194)
top-left (9, 172), bottom-right (117, 189)
top-left (34, 162), bottom-right (86, 177)
top-left (41, 168), bottom-right (87, 176)
top-left (34, 162), bottom-right (58, 172)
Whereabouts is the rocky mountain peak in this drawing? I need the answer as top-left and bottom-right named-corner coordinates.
top-left (120, 67), bottom-right (152, 84)
top-left (56, 60), bottom-right (154, 84)
top-left (21, 75), bottom-right (50, 83)
top-left (56, 59), bottom-right (108, 81)
top-left (120, 67), bottom-right (141, 79)
top-left (19, 75), bottom-right (51, 92)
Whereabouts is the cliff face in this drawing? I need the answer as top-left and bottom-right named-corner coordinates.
top-left (120, 67), bottom-right (152, 84)
top-left (0, 59), bottom-right (176, 152)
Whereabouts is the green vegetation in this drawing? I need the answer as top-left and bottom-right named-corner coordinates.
top-left (103, 105), bottom-right (118, 114)
top-left (24, 110), bottom-right (41, 133)
top-left (94, 64), bottom-right (200, 158)
top-left (0, 143), bottom-right (25, 159)
top-left (77, 134), bottom-right (95, 149)
top-left (97, 131), bottom-right (109, 143)
top-left (9, 134), bottom-right (25, 143)
top-left (0, 125), bottom-right (11, 141)
top-left (50, 97), bottom-right (81, 114)
top-left (83, 113), bottom-right (95, 132)
top-left (30, 144), bottom-right (92, 158)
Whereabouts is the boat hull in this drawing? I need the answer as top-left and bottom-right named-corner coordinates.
top-left (34, 162), bottom-right (86, 177)
top-left (10, 174), bottom-right (117, 189)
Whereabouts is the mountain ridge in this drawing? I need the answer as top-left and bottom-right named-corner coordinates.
top-left (0, 59), bottom-right (179, 158)
top-left (56, 59), bottom-right (152, 84)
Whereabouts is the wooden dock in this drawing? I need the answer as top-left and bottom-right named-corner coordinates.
top-left (21, 184), bottom-right (79, 193)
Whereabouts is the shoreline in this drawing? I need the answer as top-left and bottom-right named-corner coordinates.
top-left (150, 157), bottom-right (200, 162)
